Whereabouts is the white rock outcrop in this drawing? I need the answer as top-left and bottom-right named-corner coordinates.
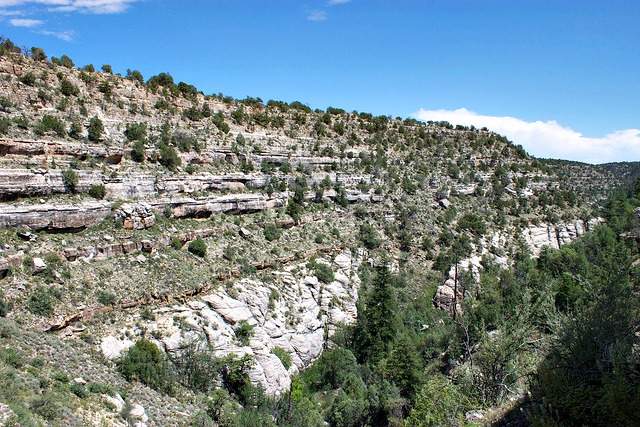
top-left (434, 218), bottom-right (603, 314)
top-left (101, 250), bottom-right (361, 396)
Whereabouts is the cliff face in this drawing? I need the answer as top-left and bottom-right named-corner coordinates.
top-left (99, 251), bottom-right (360, 395)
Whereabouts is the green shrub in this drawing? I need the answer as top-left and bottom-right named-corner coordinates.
top-left (235, 321), bottom-right (254, 346)
top-left (62, 168), bottom-right (78, 193)
top-left (0, 117), bottom-right (10, 134)
top-left (28, 286), bottom-right (54, 316)
top-left (31, 392), bottom-right (64, 421)
top-left (359, 223), bottom-right (382, 249)
top-left (96, 290), bottom-right (116, 306)
top-left (60, 54), bottom-right (74, 68)
top-left (140, 306), bottom-right (156, 321)
top-left (87, 116), bottom-right (103, 142)
top-left (271, 347), bottom-right (292, 370)
top-left (188, 238), bottom-right (207, 257)
top-left (88, 184), bottom-right (106, 199)
top-left (131, 140), bottom-right (146, 162)
top-left (34, 114), bottom-right (66, 137)
top-left (118, 338), bottom-right (174, 394)
top-left (87, 381), bottom-right (115, 395)
top-left (307, 260), bottom-right (335, 284)
top-left (158, 142), bottom-right (181, 171)
top-left (98, 80), bottom-right (112, 96)
top-left (0, 296), bottom-right (9, 317)
top-left (69, 382), bottom-right (88, 398)
top-left (19, 72), bottom-right (36, 86)
top-left (171, 236), bottom-right (183, 250)
top-left (69, 119), bottom-right (82, 139)
top-left (59, 79), bottom-right (79, 96)
top-left (124, 122), bottom-right (146, 141)
top-left (263, 223), bottom-right (282, 242)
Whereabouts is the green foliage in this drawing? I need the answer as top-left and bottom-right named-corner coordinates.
top-left (59, 79), bottom-right (79, 96)
top-left (170, 236), bottom-right (183, 250)
top-left (173, 132), bottom-right (201, 153)
top-left (96, 290), bottom-right (116, 305)
top-left (172, 341), bottom-right (222, 393)
top-left (30, 46), bottom-right (46, 61)
top-left (68, 119), bottom-right (82, 139)
top-left (101, 64), bottom-right (113, 73)
top-left (34, 114), bottom-right (66, 137)
top-left (28, 286), bottom-right (54, 316)
top-left (0, 295), bottom-right (9, 317)
top-left (405, 375), bottom-right (467, 426)
top-left (69, 382), bottom-right (88, 398)
top-left (127, 69), bottom-right (144, 84)
top-left (87, 116), bottom-right (104, 142)
top-left (359, 223), bottom-right (382, 249)
top-left (279, 162), bottom-right (291, 174)
top-left (286, 200), bottom-right (304, 223)
top-left (59, 55), bottom-right (74, 68)
top-left (271, 347), bottom-right (292, 370)
top-left (235, 321), bottom-right (254, 346)
top-left (456, 212), bottom-right (487, 236)
top-left (62, 168), bottom-right (78, 193)
top-left (131, 140), bottom-right (146, 162)
top-left (263, 223), bottom-right (282, 241)
top-left (307, 259), bottom-right (335, 284)
top-left (19, 71), bottom-right (36, 86)
top-left (188, 238), bottom-right (207, 257)
top-left (119, 338), bottom-right (175, 394)
top-left (88, 184), bottom-right (106, 199)
top-left (303, 347), bottom-right (359, 391)
top-left (353, 267), bottom-right (399, 364)
top-left (158, 142), bottom-right (181, 171)
top-left (0, 117), bottom-right (9, 135)
top-left (124, 122), bottom-right (147, 141)
top-left (212, 111), bottom-right (230, 133)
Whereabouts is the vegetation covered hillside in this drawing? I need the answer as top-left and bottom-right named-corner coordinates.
top-left (0, 36), bottom-right (638, 427)
top-left (543, 158), bottom-right (640, 202)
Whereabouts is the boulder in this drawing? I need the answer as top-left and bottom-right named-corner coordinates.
top-left (31, 257), bottom-right (46, 274)
top-left (114, 202), bottom-right (156, 230)
top-left (439, 198), bottom-right (451, 209)
top-left (100, 336), bottom-right (134, 360)
top-left (130, 404), bottom-right (148, 423)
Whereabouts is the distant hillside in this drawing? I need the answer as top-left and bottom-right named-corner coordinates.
top-left (542, 158), bottom-right (640, 201)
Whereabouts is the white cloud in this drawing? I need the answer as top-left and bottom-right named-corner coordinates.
top-left (307, 9), bottom-right (327, 21)
top-left (39, 29), bottom-right (73, 40)
top-left (328, 0), bottom-right (351, 5)
top-left (412, 107), bottom-right (640, 164)
top-left (0, 0), bottom-right (138, 14)
top-left (9, 17), bottom-right (42, 26)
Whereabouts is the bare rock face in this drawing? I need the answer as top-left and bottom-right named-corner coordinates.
top-left (0, 200), bottom-right (111, 231)
top-left (114, 202), bottom-right (156, 230)
top-left (522, 218), bottom-right (603, 256)
top-left (0, 403), bottom-right (16, 425)
top-left (102, 250), bottom-right (362, 396)
top-left (100, 336), bottom-right (134, 360)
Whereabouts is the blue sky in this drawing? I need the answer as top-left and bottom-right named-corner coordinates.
top-left (1, 0), bottom-right (639, 163)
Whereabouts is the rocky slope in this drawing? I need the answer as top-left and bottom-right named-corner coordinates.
top-left (0, 40), bottom-right (618, 425)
